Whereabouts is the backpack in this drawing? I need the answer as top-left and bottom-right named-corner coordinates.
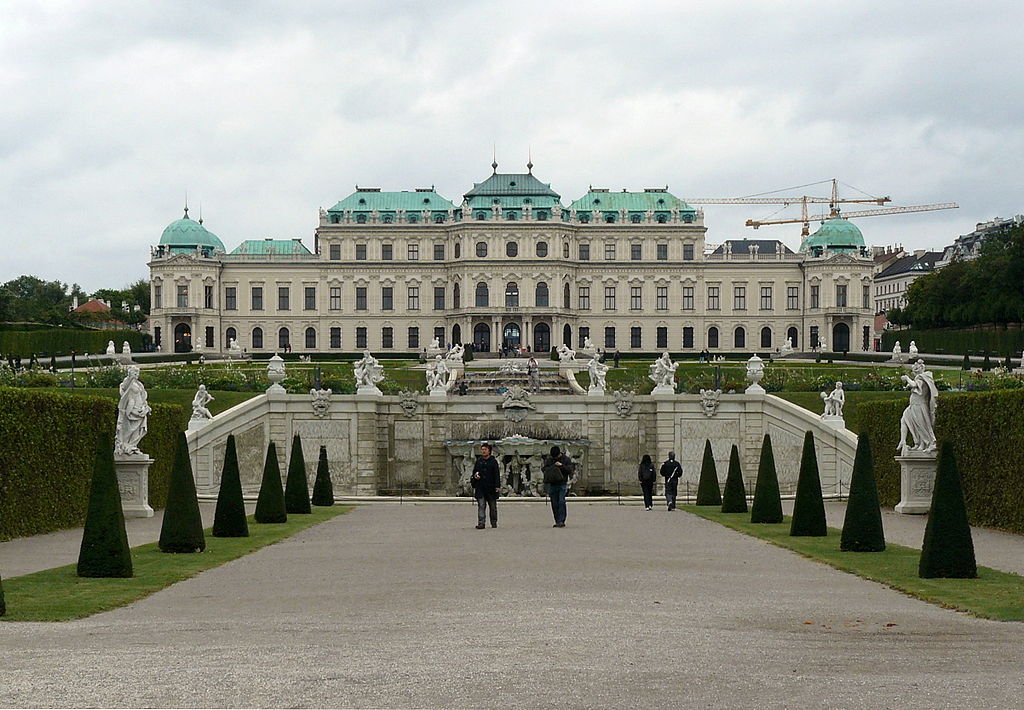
top-left (542, 457), bottom-right (566, 485)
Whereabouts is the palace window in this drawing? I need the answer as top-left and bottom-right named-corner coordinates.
top-left (225, 287), bottom-right (236, 310)
top-left (682, 327), bottom-right (694, 349)
top-left (734, 327), bottom-right (746, 348)
top-left (330, 327), bottom-right (341, 349)
top-left (356, 327), bottom-right (367, 349)
top-left (787, 286), bottom-right (799, 310)
top-left (356, 244), bottom-right (367, 260)
top-left (810, 285), bottom-right (820, 309)
top-left (682, 244), bottom-right (694, 261)
top-left (251, 286), bottom-right (263, 310)
top-left (355, 287), bottom-right (367, 311)
top-left (631, 327), bottom-right (642, 348)
top-left (434, 286), bottom-right (446, 310)
top-left (204, 285), bottom-right (214, 309)
top-left (408, 243), bottom-right (419, 260)
top-left (535, 282), bottom-right (549, 307)
top-left (382, 244), bottom-right (393, 260)
top-left (605, 242), bottom-right (616, 260)
top-left (304, 287), bottom-right (316, 310)
top-left (453, 283), bottom-right (460, 309)
top-left (505, 282), bottom-right (519, 308)
top-left (278, 327), bottom-right (290, 349)
top-left (476, 241), bottom-right (488, 257)
top-left (760, 327), bottom-right (772, 349)
top-left (381, 287), bottom-right (393, 311)
top-left (454, 242), bottom-right (461, 258)
top-left (408, 286), bottom-right (419, 310)
top-left (630, 286), bottom-right (642, 310)
top-left (810, 325), bottom-right (819, 348)
top-left (563, 242), bottom-right (570, 258)
top-left (278, 286), bottom-right (289, 311)
top-left (205, 326), bottom-right (214, 348)
top-left (153, 285), bottom-right (162, 309)
top-left (563, 283), bottom-right (570, 309)
top-left (708, 327), bottom-right (719, 348)
top-left (707, 286), bottom-right (719, 310)
top-left (382, 327), bottom-right (393, 349)
top-left (579, 326), bottom-right (590, 345)
top-left (252, 327), bottom-right (263, 349)
top-left (733, 286), bottom-right (746, 310)
top-left (578, 286), bottom-right (590, 310)
top-left (537, 241), bottom-right (548, 257)
top-left (604, 286), bottom-right (616, 310)
top-left (682, 286), bottom-right (694, 310)
top-left (657, 243), bottom-right (668, 261)
top-left (604, 326), bottom-right (616, 349)
top-left (656, 286), bottom-right (668, 311)
top-left (863, 285), bottom-right (871, 309)
top-left (630, 214), bottom-right (641, 224)
top-left (330, 286), bottom-right (341, 310)
top-left (631, 243), bottom-right (642, 260)
top-left (434, 244), bottom-right (445, 260)
top-left (176, 284), bottom-right (188, 308)
top-left (305, 327), bottom-right (316, 349)
top-left (475, 282), bottom-right (489, 307)
top-left (225, 327), bottom-right (236, 345)
top-left (434, 327), bottom-right (445, 348)
top-left (408, 326), bottom-right (419, 349)
top-left (329, 243), bottom-right (341, 260)
top-left (506, 241), bottom-right (518, 257)
top-left (579, 244), bottom-right (590, 260)
top-left (657, 326), bottom-right (668, 349)
top-left (760, 286), bottom-right (772, 311)
top-left (836, 284), bottom-right (848, 308)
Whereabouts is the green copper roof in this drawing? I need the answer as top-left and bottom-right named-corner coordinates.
top-left (799, 218), bottom-right (865, 252)
top-left (159, 209), bottom-right (225, 251)
top-left (568, 189), bottom-right (696, 214)
top-left (230, 239), bottom-right (313, 256)
top-left (465, 172), bottom-right (561, 199)
top-left (327, 189), bottom-right (454, 213)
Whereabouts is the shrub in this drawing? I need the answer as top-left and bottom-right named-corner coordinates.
top-left (790, 431), bottom-right (827, 536)
top-left (0, 327), bottom-right (147, 358)
top-left (750, 434), bottom-right (783, 523)
top-left (882, 327), bottom-right (1024, 357)
top-left (840, 434), bottom-right (885, 551)
top-left (284, 434), bottom-right (312, 514)
top-left (158, 432), bottom-right (206, 553)
top-left (982, 352), bottom-right (992, 371)
top-left (695, 440), bottom-right (721, 506)
top-left (549, 347), bottom-right (559, 361)
top-left (254, 442), bottom-right (287, 523)
top-left (919, 442), bottom-right (977, 578)
top-left (76, 432), bottom-right (133, 578)
top-left (962, 353), bottom-right (970, 370)
top-left (463, 347), bottom-right (474, 363)
top-left (212, 434), bottom-right (249, 537)
top-left (720, 445), bottom-right (748, 513)
top-left (311, 445), bottom-right (335, 506)
top-left (0, 571), bottom-right (5, 616)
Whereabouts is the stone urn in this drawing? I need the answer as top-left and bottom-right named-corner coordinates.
top-left (267, 353), bottom-right (287, 394)
top-left (745, 354), bottom-right (766, 395)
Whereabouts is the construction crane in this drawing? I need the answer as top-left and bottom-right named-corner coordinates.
top-left (746, 202), bottom-right (960, 233)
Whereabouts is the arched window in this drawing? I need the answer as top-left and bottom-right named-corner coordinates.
top-left (475, 212), bottom-right (486, 220)
top-left (535, 282), bottom-right (549, 307)
top-left (630, 214), bottom-right (641, 223)
top-left (356, 214), bottom-right (367, 224)
top-left (252, 327), bottom-right (263, 349)
top-left (505, 211), bottom-right (517, 220)
top-left (787, 326), bottom-right (798, 349)
top-left (563, 283), bottom-right (571, 309)
top-left (656, 214), bottom-right (667, 224)
top-left (505, 282), bottom-right (519, 307)
top-left (475, 282), bottom-right (489, 307)
top-left (382, 214), bottom-right (393, 224)
top-left (760, 326), bottom-right (772, 349)
top-left (563, 242), bottom-right (570, 258)
top-left (278, 327), bottom-right (290, 349)
top-left (452, 324), bottom-right (461, 345)
top-left (506, 241), bottom-right (518, 257)
top-left (407, 213), bottom-right (418, 224)
top-left (579, 214), bottom-right (591, 223)
top-left (536, 241), bottom-right (548, 257)
top-left (305, 327), bottom-right (316, 349)
top-left (734, 327), bottom-right (746, 349)
top-left (708, 327), bottom-right (719, 349)
top-left (454, 242), bottom-right (461, 258)
top-left (330, 214), bottom-right (340, 224)
top-left (453, 283), bottom-right (461, 309)
top-left (476, 241), bottom-right (488, 257)
top-left (605, 214), bottom-right (616, 223)
top-left (536, 211), bottom-right (548, 221)
top-left (434, 214), bottom-right (445, 224)
top-left (225, 327), bottom-right (237, 345)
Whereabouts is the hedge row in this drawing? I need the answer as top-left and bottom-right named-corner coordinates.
top-left (859, 389), bottom-right (1024, 534)
top-left (0, 388), bottom-right (189, 541)
top-left (880, 326), bottom-right (1024, 357)
top-left (0, 328), bottom-right (148, 358)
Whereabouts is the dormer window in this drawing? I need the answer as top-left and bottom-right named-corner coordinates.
top-left (593, 199), bottom-right (601, 205)
top-left (423, 198), bottom-right (430, 205)
top-left (537, 211), bottom-right (548, 221)
top-left (523, 198), bottom-right (532, 205)
top-left (434, 214), bottom-right (445, 224)
top-left (330, 214), bottom-right (340, 224)
top-left (358, 198), bottom-right (366, 205)
top-left (407, 214), bottom-right (418, 224)
top-left (475, 212), bottom-right (486, 220)
top-left (356, 214), bottom-right (367, 224)
top-left (509, 181), bottom-right (517, 187)
top-left (656, 214), bottom-right (667, 224)
top-left (382, 214), bottom-right (393, 224)
top-left (657, 198), bottom-right (665, 205)
top-left (605, 214), bottom-right (615, 223)
top-left (630, 214), bottom-right (641, 223)
top-left (506, 211), bottom-right (517, 220)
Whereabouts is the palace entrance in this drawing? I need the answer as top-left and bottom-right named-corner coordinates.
top-left (473, 322), bottom-right (491, 352)
top-left (173, 323), bottom-right (192, 353)
top-left (502, 322), bottom-right (521, 349)
top-left (533, 322), bottom-right (551, 352)
top-left (832, 322), bottom-right (851, 352)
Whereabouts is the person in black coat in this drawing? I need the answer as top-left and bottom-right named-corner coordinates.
top-left (471, 443), bottom-right (501, 529)
top-left (637, 454), bottom-right (656, 510)
top-left (660, 451), bottom-right (683, 511)
top-left (542, 445), bottom-right (575, 527)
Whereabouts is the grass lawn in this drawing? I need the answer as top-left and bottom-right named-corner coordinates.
top-left (46, 388), bottom-right (259, 414)
top-left (1, 506), bottom-right (350, 622)
top-left (684, 507), bottom-right (1024, 621)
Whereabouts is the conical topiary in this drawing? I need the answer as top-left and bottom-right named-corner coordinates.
top-left (1, 570), bottom-right (6, 616)
top-left (790, 431), bottom-right (827, 537)
top-left (982, 351), bottom-right (991, 371)
top-left (311, 445), bottom-right (335, 506)
top-left (159, 432), bottom-right (206, 553)
top-left (695, 440), bottom-right (722, 506)
top-left (840, 434), bottom-right (885, 551)
top-left (961, 353), bottom-right (970, 370)
top-left (1004, 354), bottom-right (1012, 370)
top-left (284, 434), bottom-right (312, 514)
top-left (254, 441), bottom-right (287, 523)
top-left (750, 434), bottom-right (783, 523)
top-left (77, 432), bottom-right (133, 577)
top-left (721, 445), bottom-right (748, 513)
top-left (919, 442), bottom-right (977, 578)
top-left (463, 346), bottom-right (473, 363)
top-left (212, 434), bottom-right (249, 537)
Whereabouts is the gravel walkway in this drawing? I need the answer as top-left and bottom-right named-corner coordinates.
top-left (2, 503), bottom-right (1023, 709)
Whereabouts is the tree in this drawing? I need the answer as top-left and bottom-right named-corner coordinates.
top-left (982, 351), bottom-right (992, 371)
top-left (695, 440), bottom-right (722, 506)
top-left (790, 431), bottom-right (827, 537)
top-left (961, 353), bottom-right (970, 370)
top-left (840, 434), bottom-right (885, 551)
top-left (750, 434), bottom-right (783, 523)
top-left (919, 442), bottom-right (977, 578)
top-left (284, 434), bottom-right (312, 514)
top-left (77, 432), bottom-right (133, 578)
top-left (158, 432), bottom-right (206, 553)
top-left (212, 434), bottom-right (249, 537)
top-left (721, 445), bottom-right (748, 513)
top-left (254, 442), bottom-right (287, 523)
top-left (311, 445), bottom-right (335, 506)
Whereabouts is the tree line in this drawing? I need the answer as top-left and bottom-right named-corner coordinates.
top-left (0, 276), bottom-right (150, 327)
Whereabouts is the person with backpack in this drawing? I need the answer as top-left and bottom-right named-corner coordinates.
top-left (660, 451), bottom-right (683, 511)
top-left (471, 443), bottom-right (501, 529)
top-left (637, 454), bottom-right (656, 510)
top-left (542, 445), bottom-right (575, 527)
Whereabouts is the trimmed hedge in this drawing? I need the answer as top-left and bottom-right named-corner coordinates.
top-left (76, 432), bottom-right (133, 578)
top-left (859, 389), bottom-right (1024, 535)
top-left (0, 327), bottom-right (148, 358)
top-left (919, 442), bottom-right (977, 578)
top-left (0, 388), bottom-right (189, 541)
top-left (158, 432), bottom-right (206, 553)
top-left (881, 326), bottom-right (1024, 357)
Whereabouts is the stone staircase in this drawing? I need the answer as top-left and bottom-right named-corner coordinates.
top-left (458, 369), bottom-right (573, 395)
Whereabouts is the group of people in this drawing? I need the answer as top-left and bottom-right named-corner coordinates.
top-left (470, 443), bottom-right (575, 528)
top-left (637, 452), bottom-right (682, 510)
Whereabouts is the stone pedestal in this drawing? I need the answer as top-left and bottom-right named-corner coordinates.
top-left (894, 452), bottom-right (938, 514)
top-left (428, 387), bottom-right (447, 398)
top-left (587, 386), bottom-right (605, 397)
top-left (744, 383), bottom-right (766, 395)
top-left (820, 415), bottom-right (846, 430)
top-left (357, 385), bottom-right (383, 396)
top-left (187, 417), bottom-right (212, 431)
top-left (114, 455), bottom-right (154, 518)
top-left (651, 384), bottom-right (676, 395)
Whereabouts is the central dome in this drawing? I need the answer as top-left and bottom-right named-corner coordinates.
top-left (159, 209), bottom-right (225, 252)
top-left (800, 218), bottom-right (865, 252)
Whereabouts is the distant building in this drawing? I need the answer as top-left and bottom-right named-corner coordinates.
top-left (936, 215), bottom-right (1024, 267)
top-left (873, 250), bottom-right (943, 314)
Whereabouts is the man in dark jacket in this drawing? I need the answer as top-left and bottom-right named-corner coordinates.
top-left (471, 443), bottom-right (501, 529)
top-left (660, 451), bottom-right (683, 511)
top-left (542, 445), bottom-right (575, 527)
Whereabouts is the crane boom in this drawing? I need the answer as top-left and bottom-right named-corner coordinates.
top-left (683, 196), bottom-right (888, 205)
top-left (746, 203), bottom-right (959, 229)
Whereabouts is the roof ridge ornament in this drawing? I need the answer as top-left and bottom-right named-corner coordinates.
top-left (492, 143), bottom-right (498, 173)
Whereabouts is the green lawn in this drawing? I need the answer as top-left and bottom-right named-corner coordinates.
top-left (684, 507), bottom-right (1024, 621)
top-left (1, 506), bottom-right (350, 622)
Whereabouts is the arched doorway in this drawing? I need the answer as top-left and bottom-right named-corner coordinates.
top-left (503, 322), bottom-right (521, 349)
top-left (534, 323), bottom-right (551, 352)
top-left (563, 324), bottom-right (572, 347)
top-left (452, 324), bottom-right (462, 345)
top-left (832, 322), bottom-right (850, 352)
top-left (473, 323), bottom-right (490, 352)
top-left (173, 323), bottom-right (192, 353)
top-left (734, 327), bottom-right (745, 349)
top-left (760, 326), bottom-right (772, 349)
top-left (787, 326), bottom-right (798, 349)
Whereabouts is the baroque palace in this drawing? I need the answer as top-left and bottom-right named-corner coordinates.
top-left (148, 164), bottom-right (875, 356)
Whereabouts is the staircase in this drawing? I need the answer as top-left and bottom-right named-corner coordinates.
top-left (458, 369), bottom-right (573, 395)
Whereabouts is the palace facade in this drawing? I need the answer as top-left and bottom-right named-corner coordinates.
top-left (148, 166), bottom-right (875, 356)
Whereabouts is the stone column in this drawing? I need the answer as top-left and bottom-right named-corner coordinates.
top-left (114, 455), bottom-right (155, 518)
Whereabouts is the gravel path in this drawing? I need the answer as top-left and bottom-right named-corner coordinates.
top-left (2, 503), bottom-right (1022, 709)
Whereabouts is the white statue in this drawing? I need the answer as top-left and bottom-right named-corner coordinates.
top-left (908, 341), bottom-right (919, 358)
top-left (446, 343), bottom-right (465, 363)
top-left (820, 381), bottom-right (845, 418)
top-left (649, 352), bottom-right (678, 393)
top-left (427, 355), bottom-right (451, 392)
top-left (818, 337), bottom-right (827, 351)
top-left (354, 350), bottom-right (385, 394)
top-left (105, 340), bottom-right (116, 356)
top-left (266, 354), bottom-right (287, 393)
top-left (190, 384), bottom-right (214, 420)
top-left (779, 337), bottom-right (795, 357)
top-left (586, 356), bottom-right (609, 393)
top-left (429, 337), bottom-right (440, 350)
top-left (556, 343), bottom-right (576, 362)
top-left (227, 338), bottom-right (243, 360)
top-left (897, 359), bottom-right (939, 455)
top-left (121, 341), bottom-right (131, 355)
top-left (114, 365), bottom-right (151, 457)
top-left (583, 336), bottom-right (595, 351)
top-left (892, 340), bottom-right (902, 360)
top-left (745, 354), bottom-right (766, 394)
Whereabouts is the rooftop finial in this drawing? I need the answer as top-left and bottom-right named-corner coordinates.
top-left (491, 144), bottom-right (498, 173)
top-left (183, 190), bottom-right (189, 219)
top-left (198, 201), bottom-right (203, 225)
top-left (527, 146), bottom-right (533, 174)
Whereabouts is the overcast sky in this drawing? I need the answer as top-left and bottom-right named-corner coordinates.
top-left (2, 1), bottom-right (1021, 292)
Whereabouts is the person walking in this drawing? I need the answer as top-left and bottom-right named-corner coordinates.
top-left (660, 451), bottom-right (683, 511)
top-left (613, 349), bottom-right (621, 368)
top-left (471, 443), bottom-right (501, 529)
top-left (637, 454), bottom-right (656, 510)
top-left (527, 355), bottom-right (540, 391)
top-left (542, 445), bottom-right (575, 527)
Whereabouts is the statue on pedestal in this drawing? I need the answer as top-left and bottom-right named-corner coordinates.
top-left (586, 356), bottom-right (609, 392)
top-left (820, 382), bottom-right (845, 418)
top-left (908, 341), bottom-right (919, 358)
top-left (446, 343), bottom-right (465, 363)
top-left (354, 350), bottom-right (384, 394)
top-left (897, 359), bottom-right (939, 455)
top-left (427, 355), bottom-right (451, 392)
top-left (115, 365), bottom-right (151, 457)
top-left (779, 337), bottom-right (795, 357)
top-left (106, 340), bottom-right (116, 356)
top-left (190, 384), bottom-right (214, 420)
top-left (892, 340), bottom-right (903, 361)
top-left (649, 352), bottom-right (678, 392)
top-left (556, 343), bottom-right (576, 362)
